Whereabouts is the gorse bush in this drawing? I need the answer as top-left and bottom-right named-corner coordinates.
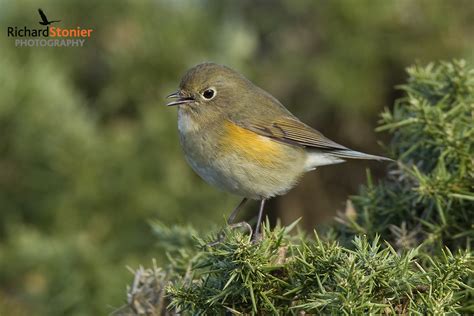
top-left (119, 224), bottom-right (471, 315)
top-left (338, 60), bottom-right (473, 252)
top-left (117, 61), bottom-right (474, 315)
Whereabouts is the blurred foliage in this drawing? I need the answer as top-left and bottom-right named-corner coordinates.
top-left (1, 0), bottom-right (474, 315)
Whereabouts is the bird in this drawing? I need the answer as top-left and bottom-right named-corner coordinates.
top-left (38, 9), bottom-right (61, 26)
top-left (166, 62), bottom-right (391, 241)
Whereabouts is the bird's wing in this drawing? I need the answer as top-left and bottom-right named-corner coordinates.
top-left (230, 115), bottom-right (391, 161)
top-left (38, 9), bottom-right (48, 22)
top-left (230, 115), bottom-right (348, 151)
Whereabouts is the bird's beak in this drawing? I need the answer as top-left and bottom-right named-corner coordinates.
top-left (166, 91), bottom-right (195, 106)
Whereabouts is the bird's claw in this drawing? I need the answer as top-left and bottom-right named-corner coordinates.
top-left (206, 221), bottom-right (253, 246)
top-left (251, 231), bottom-right (263, 243)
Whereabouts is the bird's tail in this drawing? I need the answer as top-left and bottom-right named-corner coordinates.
top-left (329, 149), bottom-right (392, 161)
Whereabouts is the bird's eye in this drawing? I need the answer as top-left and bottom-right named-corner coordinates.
top-left (202, 88), bottom-right (216, 100)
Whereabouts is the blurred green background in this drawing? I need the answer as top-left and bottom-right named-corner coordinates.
top-left (1, 0), bottom-right (473, 314)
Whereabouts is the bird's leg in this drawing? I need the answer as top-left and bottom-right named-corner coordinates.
top-left (252, 199), bottom-right (266, 242)
top-left (227, 197), bottom-right (248, 224)
top-left (226, 197), bottom-right (253, 236)
top-left (207, 198), bottom-right (251, 246)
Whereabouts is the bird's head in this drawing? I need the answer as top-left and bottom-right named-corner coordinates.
top-left (166, 62), bottom-right (253, 116)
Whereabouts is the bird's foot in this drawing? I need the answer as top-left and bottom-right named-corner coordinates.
top-left (206, 221), bottom-right (253, 246)
top-left (251, 231), bottom-right (263, 243)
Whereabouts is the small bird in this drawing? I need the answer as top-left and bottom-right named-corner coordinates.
top-left (38, 8), bottom-right (61, 26)
top-left (167, 63), bottom-right (390, 240)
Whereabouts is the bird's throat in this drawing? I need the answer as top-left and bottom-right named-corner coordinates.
top-left (177, 108), bottom-right (202, 134)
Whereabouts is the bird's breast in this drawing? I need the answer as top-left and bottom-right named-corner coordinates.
top-left (177, 113), bottom-right (307, 199)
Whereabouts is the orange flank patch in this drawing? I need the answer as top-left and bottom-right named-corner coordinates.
top-left (221, 120), bottom-right (284, 166)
